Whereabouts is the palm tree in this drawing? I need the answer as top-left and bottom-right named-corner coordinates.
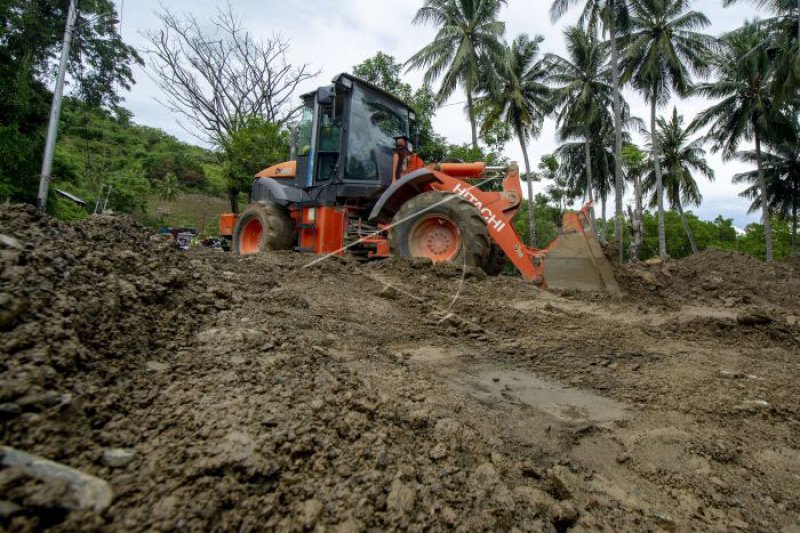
top-left (157, 172), bottom-right (181, 202)
top-left (550, 0), bottom-right (631, 261)
top-left (643, 107), bottom-right (715, 254)
top-left (475, 34), bottom-right (552, 246)
top-left (692, 22), bottom-right (789, 262)
top-left (622, 144), bottom-right (648, 260)
top-left (554, 118), bottom-right (635, 231)
top-left (722, 0), bottom-right (800, 102)
top-left (621, 0), bottom-right (714, 259)
top-left (407, 0), bottom-right (508, 150)
top-left (548, 25), bottom-right (614, 235)
top-left (733, 120), bottom-right (800, 257)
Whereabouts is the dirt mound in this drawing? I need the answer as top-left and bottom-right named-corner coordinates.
top-left (2, 207), bottom-right (799, 531)
top-left (0, 205), bottom-right (217, 529)
top-left (617, 249), bottom-right (800, 314)
top-left (0, 209), bottom-right (552, 531)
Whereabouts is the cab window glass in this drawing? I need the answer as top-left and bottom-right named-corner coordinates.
top-left (296, 104), bottom-right (313, 156)
top-left (346, 85), bottom-right (409, 180)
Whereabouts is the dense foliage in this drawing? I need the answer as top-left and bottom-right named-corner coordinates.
top-left (49, 99), bottom-right (224, 214)
top-left (0, 0), bottom-right (140, 205)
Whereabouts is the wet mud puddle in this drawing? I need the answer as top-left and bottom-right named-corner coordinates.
top-left (402, 346), bottom-right (628, 424)
top-left (447, 368), bottom-right (627, 423)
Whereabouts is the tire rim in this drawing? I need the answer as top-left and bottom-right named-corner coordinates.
top-left (408, 215), bottom-right (461, 262)
top-left (239, 218), bottom-right (263, 255)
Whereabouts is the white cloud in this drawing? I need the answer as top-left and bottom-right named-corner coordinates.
top-left (115, 0), bottom-right (766, 226)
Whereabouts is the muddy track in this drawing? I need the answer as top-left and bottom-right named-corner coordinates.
top-left (1, 206), bottom-right (799, 531)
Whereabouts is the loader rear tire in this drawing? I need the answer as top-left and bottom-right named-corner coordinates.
top-left (389, 192), bottom-right (490, 267)
top-left (233, 202), bottom-right (295, 255)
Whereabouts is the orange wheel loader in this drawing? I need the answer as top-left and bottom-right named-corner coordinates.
top-left (221, 73), bottom-right (619, 292)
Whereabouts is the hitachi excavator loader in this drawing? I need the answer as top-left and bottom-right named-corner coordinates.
top-left (219, 73), bottom-right (619, 292)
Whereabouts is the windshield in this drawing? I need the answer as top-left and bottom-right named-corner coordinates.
top-left (296, 103), bottom-right (313, 156)
top-left (346, 85), bottom-right (409, 181)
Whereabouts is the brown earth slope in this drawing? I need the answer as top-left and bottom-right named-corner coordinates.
top-left (1, 205), bottom-right (799, 531)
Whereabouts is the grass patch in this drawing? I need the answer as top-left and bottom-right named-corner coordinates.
top-left (140, 193), bottom-right (231, 235)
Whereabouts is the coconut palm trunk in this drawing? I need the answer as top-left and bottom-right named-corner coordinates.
top-left (520, 135), bottom-right (537, 247)
top-left (608, 5), bottom-right (625, 262)
top-left (753, 127), bottom-right (774, 261)
top-left (651, 92), bottom-right (667, 258)
top-left (792, 200), bottom-right (798, 257)
top-left (601, 194), bottom-right (608, 240)
top-left (635, 171), bottom-right (644, 248)
top-left (676, 202), bottom-right (698, 254)
top-left (792, 178), bottom-right (798, 257)
top-left (467, 89), bottom-right (478, 150)
top-left (629, 171), bottom-right (644, 260)
top-left (584, 140), bottom-right (598, 236)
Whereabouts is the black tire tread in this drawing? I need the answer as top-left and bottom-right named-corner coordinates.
top-left (483, 244), bottom-right (507, 276)
top-left (232, 202), bottom-right (295, 254)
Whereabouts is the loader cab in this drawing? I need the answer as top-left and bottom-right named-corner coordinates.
top-left (294, 73), bottom-right (416, 204)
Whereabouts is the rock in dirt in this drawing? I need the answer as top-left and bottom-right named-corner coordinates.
top-left (513, 485), bottom-right (557, 513)
top-left (0, 402), bottom-right (21, 419)
top-left (736, 312), bottom-right (774, 326)
top-left (1, 446), bottom-right (113, 512)
top-left (0, 233), bottom-right (22, 250)
top-left (473, 462), bottom-right (499, 488)
top-left (552, 500), bottom-right (579, 528)
top-left (0, 293), bottom-right (24, 329)
top-left (428, 443), bottom-right (448, 461)
top-left (386, 479), bottom-right (416, 513)
top-left (379, 284), bottom-right (399, 299)
top-left (103, 448), bottom-right (136, 468)
top-left (0, 500), bottom-right (23, 518)
top-left (549, 465), bottom-right (580, 500)
top-left (631, 269), bottom-right (658, 286)
top-left (145, 361), bottom-right (169, 372)
top-left (299, 498), bottom-right (324, 527)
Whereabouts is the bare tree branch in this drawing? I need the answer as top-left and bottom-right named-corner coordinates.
top-left (142, 4), bottom-right (318, 146)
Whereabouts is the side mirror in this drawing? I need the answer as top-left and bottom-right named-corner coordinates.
top-left (317, 86), bottom-right (335, 106)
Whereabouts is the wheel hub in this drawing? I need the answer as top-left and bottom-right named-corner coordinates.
top-left (409, 216), bottom-right (461, 262)
top-left (239, 218), bottom-right (263, 255)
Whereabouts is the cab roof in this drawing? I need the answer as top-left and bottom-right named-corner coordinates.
top-left (301, 73), bottom-right (416, 116)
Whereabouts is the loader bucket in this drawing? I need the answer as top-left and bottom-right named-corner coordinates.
top-left (543, 210), bottom-right (621, 293)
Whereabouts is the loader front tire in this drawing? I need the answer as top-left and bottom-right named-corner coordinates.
top-left (389, 192), bottom-right (490, 267)
top-left (233, 202), bottom-right (295, 255)
top-left (483, 244), bottom-right (507, 276)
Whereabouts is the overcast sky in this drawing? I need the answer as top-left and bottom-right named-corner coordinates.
top-left (113, 0), bottom-right (763, 227)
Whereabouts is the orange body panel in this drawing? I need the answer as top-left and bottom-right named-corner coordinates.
top-left (219, 213), bottom-right (238, 237)
top-left (427, 162), bottom-right (486, 179)
top-left (298, 206), bottom-right (347, 255)
top-left (255, 160), bottom-right (296, 179)
top-left (361, 235), bottom-right (391, 258)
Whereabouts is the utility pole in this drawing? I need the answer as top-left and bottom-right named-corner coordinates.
top-left (37, 0), bottom-right (78, 211)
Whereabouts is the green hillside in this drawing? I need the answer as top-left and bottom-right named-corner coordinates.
top-left (47, 99), bottom-right (227, 220)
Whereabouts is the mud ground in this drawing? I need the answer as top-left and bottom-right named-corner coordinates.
top-left (1, 205), bottom-right (799, 531)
